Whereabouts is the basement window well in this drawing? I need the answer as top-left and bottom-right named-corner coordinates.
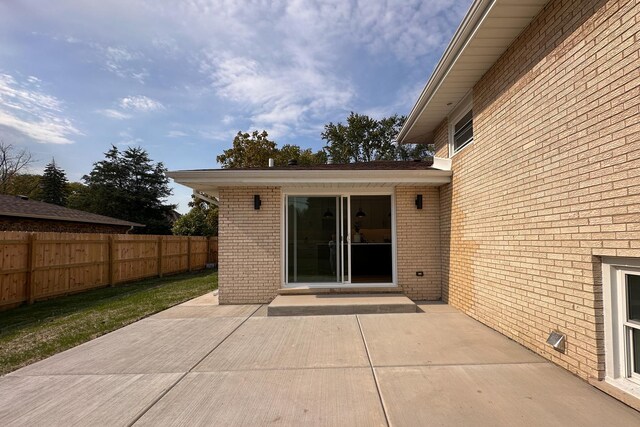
top-left (602, 257), bottom-right (640, 397)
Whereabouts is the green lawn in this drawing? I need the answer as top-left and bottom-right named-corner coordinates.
top-left (0, 270), bottom-right (217, 375)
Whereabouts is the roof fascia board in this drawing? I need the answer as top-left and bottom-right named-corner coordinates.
top-left (169, 171), bottom-right (452, 189)
top-left (169, 169), bottom-right (452, 182)
top-left (180, 176), bottom-right (452, 186)
top-left (397, 0), bottom-right (495, 143)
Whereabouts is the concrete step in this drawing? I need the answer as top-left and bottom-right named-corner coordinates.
top-left (267, 294), bottom-right (416, 316)
top-left (277, 286), bottom-right (402, 296)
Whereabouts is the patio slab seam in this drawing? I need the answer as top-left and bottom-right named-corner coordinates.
top-left (356, 314), bottom-right (391, 427)
top-left (369, 360), bottom-right (549, 368)
top-left (126, 304), bottom-right (262, 427)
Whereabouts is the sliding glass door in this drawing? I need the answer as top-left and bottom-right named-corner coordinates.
top-left (287, 196), bottom-right (341, 283)
top-left (286, 194), bottom-right (393, 286)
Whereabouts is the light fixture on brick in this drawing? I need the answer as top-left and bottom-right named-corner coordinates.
top-left (415, 194), bottom-right (423, 209)
top-left (253, 195), bottom-right (261, 210)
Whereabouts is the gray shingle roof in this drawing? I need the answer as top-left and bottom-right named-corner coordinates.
top-left (0, 195), bottom-right (144, 227)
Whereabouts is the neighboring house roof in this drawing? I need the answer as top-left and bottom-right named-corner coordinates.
top-left (166, 209), bottom-right (182, 223)
top-left (169, 158), bottom-right (452, 197)
top-left (0, 195), bottom-right (144, 227)
top-left (398, 0), bottom-right (549, 144)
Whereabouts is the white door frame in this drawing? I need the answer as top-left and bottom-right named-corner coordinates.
top-left (281, 189), bottom-right (397, 288)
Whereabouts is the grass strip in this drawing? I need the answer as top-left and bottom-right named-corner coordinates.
top-left (0, 270), bottom-right (217, 375)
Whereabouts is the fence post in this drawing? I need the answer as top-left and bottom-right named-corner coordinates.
top-left (25, 233), bottom-right (36, 304)
top-left (187, 237), bottom-right (192, 272)
top-left (157, 236), bottom-right (164, 278)
top-left (108, 235), bottom-right (115, 286)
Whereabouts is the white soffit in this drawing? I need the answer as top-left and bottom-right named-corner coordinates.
top-left (168, 161), bottom-right (452, 197)
top-left (398, 0), bottom-right (549, 144)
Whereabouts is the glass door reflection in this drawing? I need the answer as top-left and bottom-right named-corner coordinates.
top-left (287, 196), bottom-right (341, 283)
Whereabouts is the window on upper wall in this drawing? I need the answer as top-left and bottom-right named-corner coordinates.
top-left (447, 93), bottom-right (474, 157)
top-left (451, 108), bottom-right (473, 155)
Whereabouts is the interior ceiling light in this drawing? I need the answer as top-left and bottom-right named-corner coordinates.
top-left (355, 207), bottom-right (366, 218)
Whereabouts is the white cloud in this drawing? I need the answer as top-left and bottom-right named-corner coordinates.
top-left (116, 129), bottom-right (143, 146)
top-left (97, 95), bottom-right (164, 121)
top-left (55, 34), bottom-right (150, 83)
top-left (97, 108), bottom-right (131, 120)
top-left (203, 53), bottom-right (353, 136)
top-left (1, 0), bottom-right (471, 147)
top-left (0, 73), bottom-right (80, 144)
top-left (98, 44), bottom-right (149, 83)
top-left (119, 95), bottom-right (164, 112)
top-left (167, 130), bottom-right (188, 138)
top-left (199, 128), bottom-right (236, 142)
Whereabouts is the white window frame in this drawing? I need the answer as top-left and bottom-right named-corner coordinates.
top-left (448, 93), bottom-right (474, 158)
top-left (602, 257), bottom-right (640, 397)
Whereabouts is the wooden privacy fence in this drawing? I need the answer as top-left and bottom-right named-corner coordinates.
top-left (0, 232), bottom-right (218, 310)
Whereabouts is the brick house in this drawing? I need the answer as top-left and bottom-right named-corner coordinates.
top-left (170, 159), bottom-right (451, 301)
top-left (170, 0), bottom-right (639, 403)
top-left (0, 194), bottom-right (143, 233)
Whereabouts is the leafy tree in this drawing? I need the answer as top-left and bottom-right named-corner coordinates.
top-left (172, 197), bottom-right (218, 237)
top-left (274, 144), bottom-right (327, 166)
top-left (217, 130), bottom-right (277, 168)
top-left (0, 141), bottom-right (33, 193)
top-left (66, 182), bottom-right (88, 210)
top-left (41, 159), bottom-right (68, 206)
top-left (5, 174), bottom-right (42, 199)
top-left (79, 146), bottom-right (175, 234)
top-left (395, 142), bottom-right (434, 161)
top-left (322, 113), bottom-right (432, 163)
top-left (217, 131), bottom-right (326, 168)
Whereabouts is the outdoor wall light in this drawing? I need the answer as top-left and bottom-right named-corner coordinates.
top-left (415, 194), bottom-right (423, 209)
top-left (254, 195), bottom-right (261, 210)
top-left (546, 331), bottom-right (566, 352)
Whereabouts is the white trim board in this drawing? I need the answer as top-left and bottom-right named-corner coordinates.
top-left (601, 257), bottom-right (640, 398)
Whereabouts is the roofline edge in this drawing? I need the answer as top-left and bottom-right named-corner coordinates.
top-left (397, 0), bottom-right (495, 144)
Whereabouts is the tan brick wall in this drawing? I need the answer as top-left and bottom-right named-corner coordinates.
top-left (435, 0), bottom-right (639, 380)
top-left (395, 186), bottom-right (441, 300)
top-left (218, 186), bottom-right (281, 304)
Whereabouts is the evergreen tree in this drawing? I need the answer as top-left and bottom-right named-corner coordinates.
top-left (78, 146), bottom-right (175, 234)
top-left (41, 159), bottom-right (68, 206)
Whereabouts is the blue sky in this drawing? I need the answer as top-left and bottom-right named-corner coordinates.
top-left (0, 0), bottom-right (471, 213)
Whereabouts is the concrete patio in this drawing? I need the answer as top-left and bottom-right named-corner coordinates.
top-left (1, 293), bottom-right (638, 426)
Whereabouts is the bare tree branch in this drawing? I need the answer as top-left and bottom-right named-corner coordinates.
top-left (0, 140), bottom-right (34, 193)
